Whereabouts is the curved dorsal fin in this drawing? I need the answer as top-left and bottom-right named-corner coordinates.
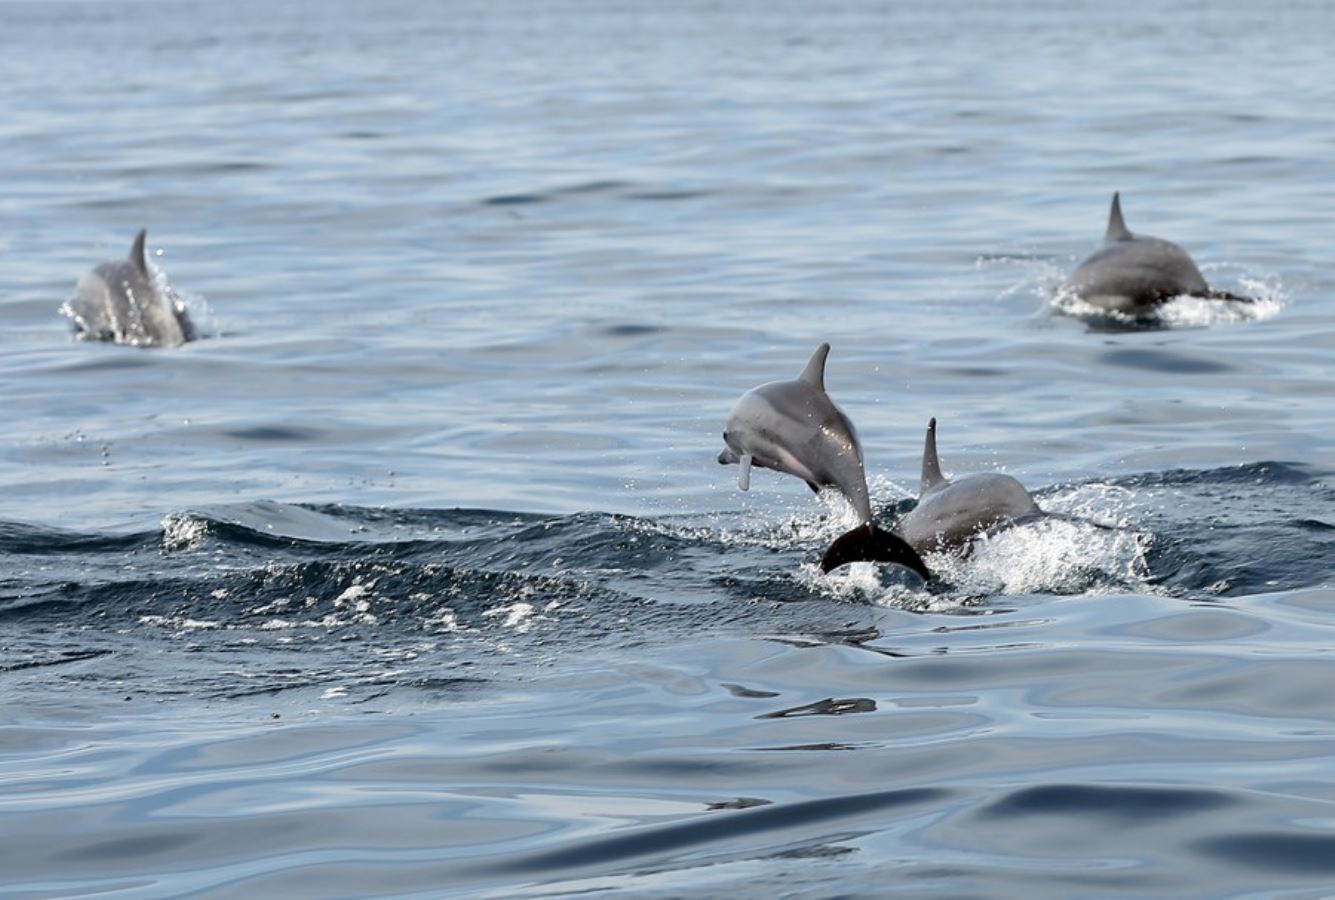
top-left (799, 343), bottom-right (830, 391)
top-left (129, 228), bottom-right (149, 275)
top-left (1105, 192), bottom-right (1132, 242)
top-left (921, 417), bottom-right (945, 493)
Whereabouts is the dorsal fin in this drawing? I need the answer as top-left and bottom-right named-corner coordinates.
top-left (799, 343), bottom-right (830, 391)
top-left (921, 417), bottom-right (946, 494)
top-left (129, 228), bottom-right (149, 275)
top-left (1104, 192), bottom-right (1132, 242)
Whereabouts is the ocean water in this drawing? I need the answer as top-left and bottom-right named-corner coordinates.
top-left (2, 0), bottom-right (1334, 895)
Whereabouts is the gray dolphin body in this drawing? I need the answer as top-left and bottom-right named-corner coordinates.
top-left (62, 229), bottom-right (196, 347)
top-left (718, 344), bottom-right (930, 579)
top-left (893, 418), bottom-right (1041, 554)
top-left (1062, 193), bottom-right (1249, 314)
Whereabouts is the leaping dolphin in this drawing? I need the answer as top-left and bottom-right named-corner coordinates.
top-left (61, 229), bottom-right (196, 347)
top-left (1061, 193), bottom-right (1251, 314)
top-left (718, 343), bottom-right (930, 579)
top-left (892, 418), bottom-right (1041, 554)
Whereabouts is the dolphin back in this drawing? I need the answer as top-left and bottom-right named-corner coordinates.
top-left (65, 229), bottom-right (196, 348)
top-left (820, 523), bottom-right (931, 580)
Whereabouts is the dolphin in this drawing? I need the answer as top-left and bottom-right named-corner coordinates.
top-left (1061, 193), bottom-right (1251, 314)
top-left (718, 343), bottom-right (930, 579)
top-left (62, 229), bottom-right (196, 347)
top-left (892, 418), bottom-right (1041, 554)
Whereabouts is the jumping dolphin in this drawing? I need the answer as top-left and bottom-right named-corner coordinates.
top-left (1061, 193), bottom-right (1251, 314)
top-left (61, 229), bottom-right (196, 347)
top-left (718, 343), bottom-right (930, 579)
top-left (892, 418), bottom-right (1041, 554)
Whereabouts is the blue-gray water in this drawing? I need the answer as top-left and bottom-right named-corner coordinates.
top-left (3, 1), bottom-right (1334, 896)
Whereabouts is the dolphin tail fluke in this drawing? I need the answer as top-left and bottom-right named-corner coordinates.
top-left (820, 524), bottom-right (930, 580)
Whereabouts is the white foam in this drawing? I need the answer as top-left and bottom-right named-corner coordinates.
top-left (161, 514), bottom-right (209, 552)
top-left (1049, 267), bottom-right (1285, 329)
top-left (138, 614), bottom-right (223, 632)
top-left (152, 263), bottom-right (219, 341)
top-left (483, 601), bottom-right (537, 632)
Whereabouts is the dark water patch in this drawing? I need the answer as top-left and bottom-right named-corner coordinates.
top-left (1114, 461), bottom-right (1321, 489)
top-left (1144, 518), bottom-right (1334, 597)
top-left (1100, 347), bottom-right (1234, 374)
top-left (0, 649), bottom-right (112, 673)
top-left (221, 424), bottom-right (329, 443)
top-left (976, 784), bottom-right (1235, 823)
top-left (0, 521), bottom-right (153, 555)
top-left (950, 366), bottom-right (1007, 377)
top-left (491, 787), bottom-right (949, 875)
top-left (483, 192), bottom-right (546, 207)
top-left (482, 179), bottom-right (633, 208)
top-left (625, 188), bottom-right (709, 201)
top-left (1192, 832), bottom-right (1335, 875)
top-left (1098, 461), bottom-right (1335, 596)
top-left (111, 160), bottom-right (270, 179)
top-left (600, 322), bottom-right (665, 338)
top-left (57, 830), bottom-right (198, 863)
top-left (553, 179), bottom-right (633, 196)
top-left (213, 503), bottom-right (551, 544)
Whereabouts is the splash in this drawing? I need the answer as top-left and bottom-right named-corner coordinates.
top-left (1048, 265), bottom-right (1284, 330)
top-left (59, 253), bottom-right (216, 347)
top-left (162, 513), bottom-right (210, 552)
top-left (929, 482), bottom-right (1150, 596)
top-left (728, 476), bottom-right (1154, 603)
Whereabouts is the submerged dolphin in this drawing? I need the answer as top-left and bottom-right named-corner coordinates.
top-left (718, 344), bottom-right (930, 579)
top-left (892, 418), bottom-right (1041, 554)
top-left (1062, 193), bottom-right (1250, 314)
top-left (62, 229), bottom-right (196, 347)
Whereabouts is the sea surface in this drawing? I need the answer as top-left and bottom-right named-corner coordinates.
top-left (2, 1), bottom-right (1333, 896)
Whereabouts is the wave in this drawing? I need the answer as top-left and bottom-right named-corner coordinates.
top-left (3, 460), bottom-right (1325, 633)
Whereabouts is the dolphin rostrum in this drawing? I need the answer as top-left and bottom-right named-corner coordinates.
top-left (1061, 193), bottom-right (1251, 314)
top-left (61, 229), bottom-right (196, 347)
top-left (892, 418), bottom-right (1041, 554)
top-left (718, 343), bottom-right (930, 579)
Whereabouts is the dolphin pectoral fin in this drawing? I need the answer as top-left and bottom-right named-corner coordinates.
top-left (738, 454), bottom-right (752, 491)
top-left (820, 524), bottom-right (931, 581)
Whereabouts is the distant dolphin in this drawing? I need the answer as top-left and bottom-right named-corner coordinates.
top-left (718, 343), bottom-right (930, 579)
top-left (1061, 193), bottom-right (1251, 314)
top-left (62, 229), bottom-right (196, 347)
top-left (892, 418), bottom-right (1041, 554)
